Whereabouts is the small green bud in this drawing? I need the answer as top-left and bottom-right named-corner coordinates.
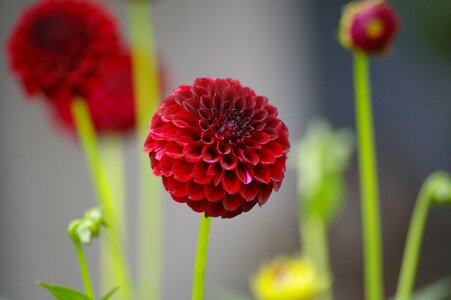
top-left (67, 207), bottom-right (105, 245)
top-left (429, 172), bottom-right (451, 206)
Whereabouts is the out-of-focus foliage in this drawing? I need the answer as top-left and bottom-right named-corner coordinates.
top-left (295, 118), bottom-right (354, 224)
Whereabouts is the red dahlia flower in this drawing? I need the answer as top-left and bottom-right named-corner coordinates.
top-left (49, 52), bottom-right (136, 135)
top-left (339, 0), bottom-right (399, 55)
top-left (144, 78), bottom-right (290, 218)
top-left (7, 0), bottom-right (122, 102)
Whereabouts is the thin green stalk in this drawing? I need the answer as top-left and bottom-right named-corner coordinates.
top-left (99, 136), bottom-right (126, 295)
top-left (71, 98), bottom-right (133, 299)
top-left (192, 214), bottom-right (212, 300)
top-left (395, 172), bottom-right (449, 300)
top-left (73, 240), bottom-right (95, 299)
top-left (353, 52), bottom-right (384, 300)
top-left (127, 2), bottom-right (162, 299)
top-left (301, 215), bottom-right (332, 300)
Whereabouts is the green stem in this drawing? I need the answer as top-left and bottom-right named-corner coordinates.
top-left (192, 214), bottom-right (212, 300)
top-left (99, 136), bottom-right (126, 295)
top-left (353, 52), bottom-right (384, 300)
top-left (395, 172), bottom-right (449, 300)
top-left (71, 98), bottom-right (133, 299)
top-left (301, 215), bottom-right (333, 300)
top-left (73, 240), bottom-right (95, 299)
top-left (126, 2), bottom-right (162, 300)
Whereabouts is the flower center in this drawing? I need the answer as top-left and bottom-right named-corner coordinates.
top-left (212, 107), bottom-right (252, 144)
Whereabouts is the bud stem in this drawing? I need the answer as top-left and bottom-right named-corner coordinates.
top-left (192, 214), bottom-right (211, 300)
top-left (395, 172), bottom-right (450, 300)
top-left (126, 2), bottom-right (163, 299)
top-left (353, 52), bottom-right (384, 300)
top-left (71, 98), bottom-right (133, 299)
top-left (72, 238), bottom-right (95, 299)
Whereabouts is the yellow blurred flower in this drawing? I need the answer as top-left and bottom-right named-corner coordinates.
top-left (251, 256), bottom-right (330, 300)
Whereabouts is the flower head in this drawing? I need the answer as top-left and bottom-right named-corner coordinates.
top-left (339, 0), bottom-right (399, 55)
top-left (144, 78), bottom-right (289, 218)
top-left (7, 0), bottom-right (122, 102)
top-left (49, 52), bottom-right (136, 135)
top-left (252, 256), bottom-right (330, 300)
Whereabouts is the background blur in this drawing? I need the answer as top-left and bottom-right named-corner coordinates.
top-left (0, 1), bottom-right (449, 300)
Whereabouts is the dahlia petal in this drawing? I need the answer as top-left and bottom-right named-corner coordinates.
top-left (187, 200), bottom-right (208, 213)
top-left (202, 144), bottom-right (220, 163)
top-left (232, 97), bottom-right (246, 111)
top-left (222, 170), bottom-right (241, 194)
top-left (244, 139), bottom-right (263, 149)
top-left (183, 141), bottom-right (204, 163)
top-left (243, 149), bottom-right (259, 165)
top-left (251, 131), bottom-right (271, 145)
top-left (254, 164), bottom-right (271, 184)
top-left (159, 155), bottom-right (174, 176)
top-left (165, 141), bottom-right (184, 159)
top-left (205, 202), bottom-right (226, 218)
top-left (223, 193), bottom-right (243, 211)
top-left (258, 147), bottom-right (275, 165)
top-left (216, 142), bottom-right (232, 155)
top-left (239, 181), bottom-right (259, 201)
top-left (270, 158), bottom-right (285, 182)
top-left (200, 95), bottom-right (213, 109)
top-left (266, 117), bottom-right (282, 131)
top-left (236, 164), bottom-right (254, 184)
top-left (253, 109), bottom-right (269, 121)
top-left (172, 159), bottom-right (193, 182)
top-left (172, 111), bottom-right (198, 128)
top-left (257, 184), bottom-right (273, 205)
top-left (242, 199), bottom-right (258, 213)
top-left (172, 196), bottom-right (187, 203)
top-left (187, 181), bottom-right (205, 201)
top-left (220, 153), bottom-right (238, 170)
top-left (191, 85), bottom-right (208, 97)
top-left (250, 120), bottom-right (266, 131)
top-left (205, 183), bottom-right (225, 202)
top-left (182, 98), bottom-right (200, 114)
top-left (266, 140), bottom-right (284, 157)
top-left (193, 161), bottom-right (214, 184)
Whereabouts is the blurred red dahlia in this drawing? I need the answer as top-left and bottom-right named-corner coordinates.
top-left (49, 52), bottom-right (136, 135)
top-left (7, 0), bottom-right (122, 102)
top-left (144, 78), bottom-right (290, 218)
top-left (339, 0), bottom-right (399, 55)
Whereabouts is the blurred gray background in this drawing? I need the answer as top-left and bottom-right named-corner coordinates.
top-left (0, 0), bottom-right (450, 300)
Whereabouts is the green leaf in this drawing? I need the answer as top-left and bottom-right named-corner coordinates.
top-left (37, 281), bottom-right (91, 300)
top-left (101, 287), bottom-right (120, 300)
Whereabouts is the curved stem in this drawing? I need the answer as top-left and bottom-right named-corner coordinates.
top-left (353, 52), bottom-right (384, 300)
top-left (192, 214), bottom-right (212, 300)
top-left (73, 240), bottom-right (95, 299)
top-left (71, 98), bottom-right (133, 299)
top-left (395, 172), bottom-right (450, 300)
top-left (126, 2), bottom-right (163, 299)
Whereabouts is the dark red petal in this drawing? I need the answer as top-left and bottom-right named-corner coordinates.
top-left (202, 144), bottom-right (220, 163)
top-left (251, 131), bottom-right (271, 144)
top-left (266, 141), bottom-right (284, 157)
top-left (172, 196), bottom-right (187, 203)
top-left (165, 141), bottom-right (184, 159)
top-left (243, 149), bottom-right (259, 165)
top-left (216, 142), bottom-right (232, 155)
top-left (172, 159), bottom-right (193, 182)
top-left (239, 181), bottom-right (259, 201)
top-left (257, 184), bottom-right (273, 205)
top-left (270, 158), bottom-right (286, 182)
top-left (187, 181), bottom-right (205, 201)
top-left (205, 183), bottom-right (225, 202)
top-left (220, 153), bottom-right (238, 170)
top-left (254, 164), bottom-right (271, 184)
top-left (205, 201), bottom-right (226, 218)
top-left (222, 170), bottom-right (241, 194)
top-left (183, 141), bottom-right (204, 163)
top-left (193, 161), bottom-right (214, 185)
top-left (172, 111), bottom-right (198, 128)
top-left (188, 200), bottom-right (208, 213)
top-left (253, 109), bottom-right (269, 121)
top-left (159, 155), bottom-right (174, 176)
top-left (258, 147), bottom-right (275, 165)
top-left (224, 193), bottom-right (243, 211)
top-left (236, 163), bottom-right (254, 184)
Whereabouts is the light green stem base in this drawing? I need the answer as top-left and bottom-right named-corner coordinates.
top-left (192, 215), bottom-right (211, 300)
top-left (301, 215), bottom-right (333, 300)
top-left (71, 98), bottom-right (133, 300)
top-left (353, 52), bottom-right (384, 300)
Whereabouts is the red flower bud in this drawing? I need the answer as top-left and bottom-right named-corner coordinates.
top-left (339, 0), bottom-right (399, 55)
top-left (144, 78), bottom-right (290, 218)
